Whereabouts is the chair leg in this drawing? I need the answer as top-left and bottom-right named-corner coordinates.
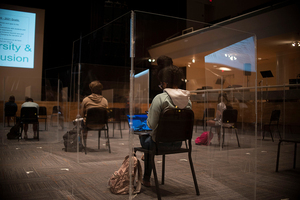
top-left (98, 130), bottom-right (101, 149)
top-left (151, 153), bottom-right (161, 200)
top-left (161, 155), bottom-right (165, 185)
top-left (235, 129), bottom-right (240, 147)
top-left (293, 143), bottom-right (297, 169)
top-left (276, 140), bottom-right (283, 172)
top-left (82, 131), bottom-right (87, 155)
top-left (222, 127), bottom-right (225, 148)
top-left (188, 151), bottom-right (200, 195)
top-left (277, 125), bottom-right (282, 140)
top-left (270, 129), bottom-right (274, 142)
top-left (106, 126), bottom-right (111, 153)
top-left (37, 124), bottom-right (39, 141)
top-left (119, 122), bottom-right (122, 138)
top-left (113, 123), bottom-right (115, 137)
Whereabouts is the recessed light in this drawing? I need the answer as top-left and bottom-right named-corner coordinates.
top-left (218, 67), bottom-right (231, 71)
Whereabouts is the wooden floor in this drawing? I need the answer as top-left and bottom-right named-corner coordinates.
top-left (0, 122), bottom-right (299, 200)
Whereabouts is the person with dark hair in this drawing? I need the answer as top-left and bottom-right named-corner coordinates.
top-left (154, 55), bottom-right (173, 82)
top-left (81, 80), bottom-right (108, 139)
top-left (156, 55), bottom-right (173, 72)
top-left (21, 97), bottom-right (39, 139)
top-left (140, 65), bottom-right (191, 187)
top-left (5, 95), bottom-right (18, 126)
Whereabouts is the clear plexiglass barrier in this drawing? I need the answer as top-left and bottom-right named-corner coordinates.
top-left (2, 8), bottom-right (300, 200)
top-left (71, 10), bottom-right (259, 199)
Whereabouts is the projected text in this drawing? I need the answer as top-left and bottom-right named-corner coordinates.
top-left (0, 8), bottom-right (36, 69)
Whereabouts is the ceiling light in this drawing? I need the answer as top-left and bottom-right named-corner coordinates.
top-left (292, 41), bottom-right (300, 47)
top-left (218, 67), bottom-right (231, 71)
top-left (225, 53), bottom-right (237, 61)
top-left (192, 59), bottom-right (195, 63)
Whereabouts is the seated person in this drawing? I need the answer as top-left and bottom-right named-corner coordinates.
top-left (21, 98), bottom-right (39, 139)
top-left (207, 93), bottom-right (232, 143)
top-left (5, 95), bottom-right (18, 126)
top-left (81, 81), bottom-right (108, 139)
top-left (140, 65), bottom-right (192, 187)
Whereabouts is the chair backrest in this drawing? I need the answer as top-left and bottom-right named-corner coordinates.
top-left (203, 108), bottom-right (215, 120)
top-left (86, 107), bottom-right (108, 126)
top-left (52, 106), bottom-right (61, 114)
top-left (222, 109), bottom-right (238, 123)
top-left (39, 106), bottom-right (47, 115)
top-left (20, 107), bottom-right (38, 123)
top-left (108, 108), bottom-right (121, 120)
top-left (155, 109), bottom-right (194, 143)
top-left (270, 110), bottom-right (280, 124)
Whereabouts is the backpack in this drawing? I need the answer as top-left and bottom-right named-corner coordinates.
top-left (108, 155), bottom-right (142, 195)
top-left (195, 131), bottom-right (213, 145)
top-left (62, 128), bottom-right (84, 152)
top-left (7, 121), bottom-right (21, 139)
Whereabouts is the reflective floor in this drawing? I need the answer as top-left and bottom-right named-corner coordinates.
top-left (0, 122), bottom-right (299, 200)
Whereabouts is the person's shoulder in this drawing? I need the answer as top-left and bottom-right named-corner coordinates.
top-left (155, 91), bottom-right (169, 98)
top-left (103, 96), bottom-right (108, 101)
top-left (82, 96), bottom-right (90, 103)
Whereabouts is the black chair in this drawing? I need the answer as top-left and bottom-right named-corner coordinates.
top-left (263, 110), bottom-right (281, 142)
top-left (108, 108), bottom-right (122, 138)
top-left (210, 109), bottom-right (240, 148)
top-left (20, 107), bottom-right (39, 141)
top-left (38, 106), bottom-right (47, 131)
top-left (222, 109), bottom-right (240, 148)
top-left (196, 108), bottom-right (215, 132)
top-left (5, 104), bottom-right (17, 126)
top-left (134, 109), bottom-right (199, 200)
top-left (83, 107), bottom-right (111, 154)
top-left (50, 106), bottom-right (64, 127)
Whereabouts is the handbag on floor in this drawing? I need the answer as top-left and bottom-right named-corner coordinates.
top-left (195, 131), bottom-right (213, 145)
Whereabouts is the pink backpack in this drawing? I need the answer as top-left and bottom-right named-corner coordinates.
top-left (195, 131), bottom-right (213, 145)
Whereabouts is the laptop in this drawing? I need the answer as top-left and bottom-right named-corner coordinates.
top-left (127, 114), bottom-right (151, 135)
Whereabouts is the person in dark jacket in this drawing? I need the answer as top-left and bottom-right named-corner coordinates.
top-left (5, 95), bottom-right (18, 127)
